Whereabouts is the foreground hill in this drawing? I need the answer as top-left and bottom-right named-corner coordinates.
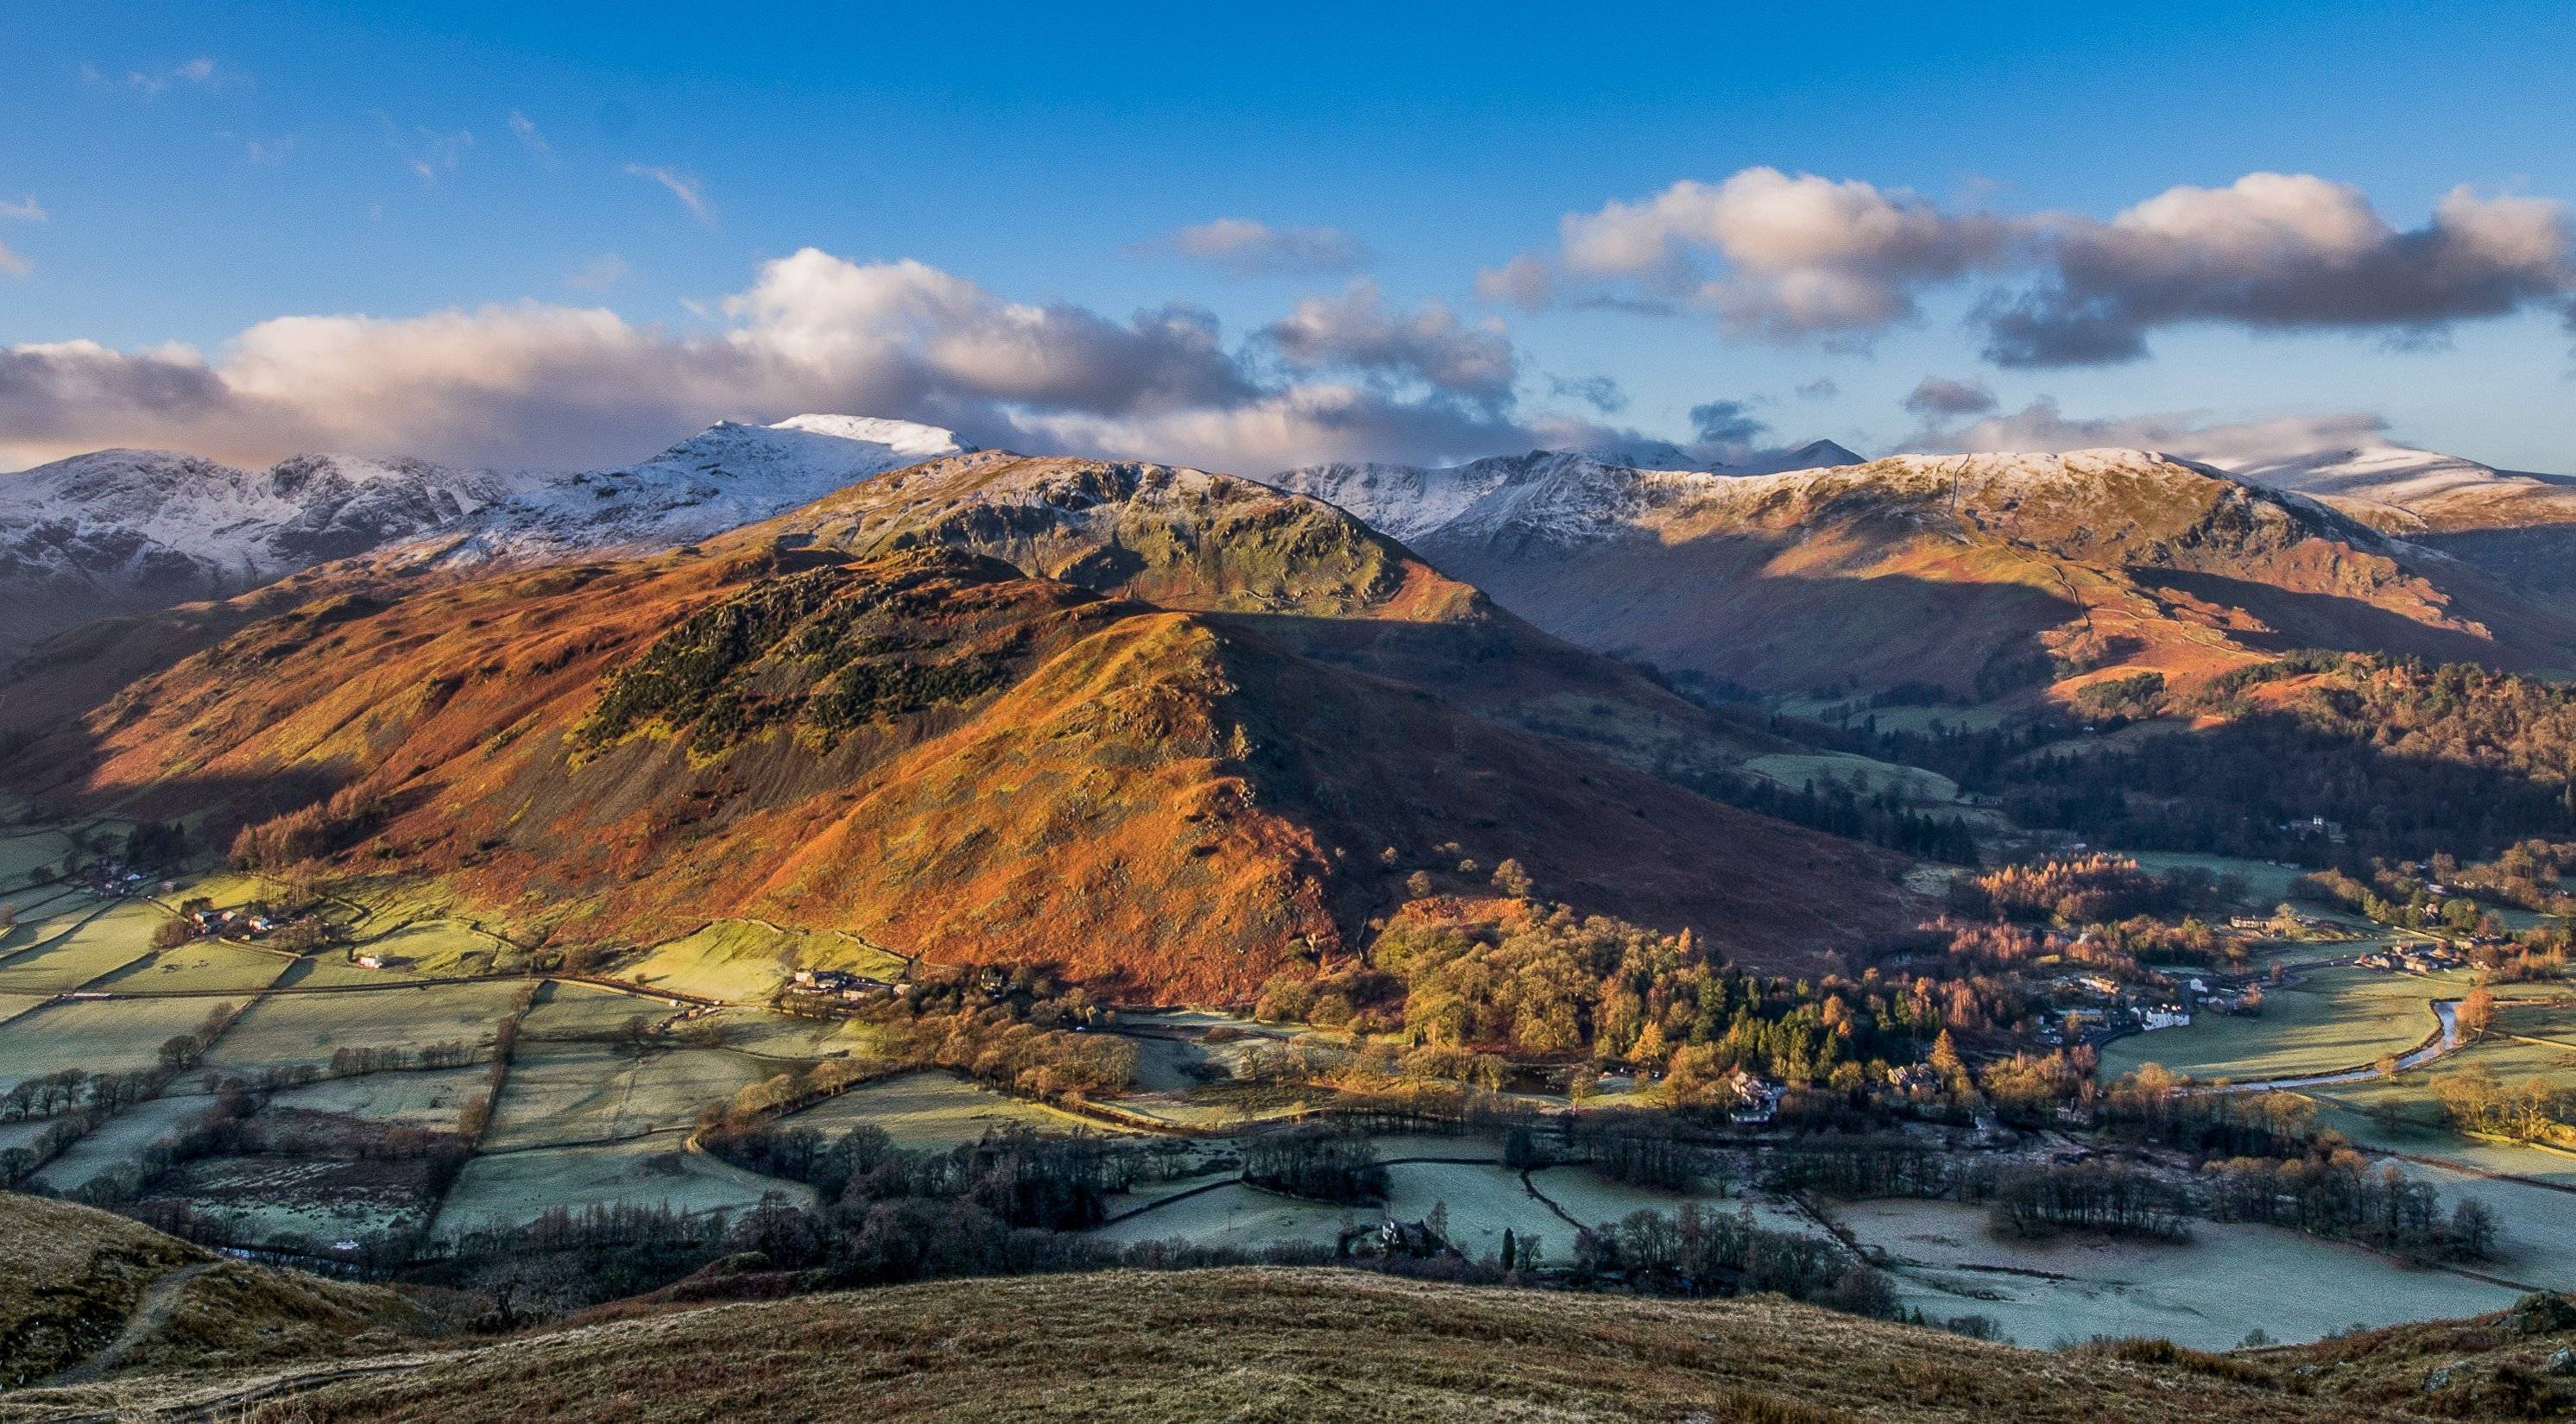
top-left (3, 455), bottom-right (1910, 998)
top-left (1342, 448), bottom-right (2576, 700)
top-left (10, 1264), bottom-right (2570, 1423)
top-left (0, 1194), bottom-right (428, 1389)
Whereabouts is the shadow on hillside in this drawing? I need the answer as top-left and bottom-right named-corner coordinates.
top-left (2132, 569), bottom-right (2555, 669)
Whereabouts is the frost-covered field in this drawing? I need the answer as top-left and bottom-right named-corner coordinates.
top-left (778, 1068), bottom-right (1108, 1148)
top-left (1828, 1197), bottom-right (2517, 1350)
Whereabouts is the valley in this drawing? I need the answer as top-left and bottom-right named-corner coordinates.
top-left (2, 423), bottom-right (2572, 1412)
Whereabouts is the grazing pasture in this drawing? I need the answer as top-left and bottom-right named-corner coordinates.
top-left (2098, 966), bottom-right (2471, 1082)
top-left (204, 981), bottom-right (522, 1076)
top-left (23, 1093), bottom-right (214, 1194)
top-left (0, 900), bottom-right (167, 993)
top-left (93, 941), bottom-right (294, 994)
top-left (430, 1137), bottom-right (812, 1235)
top-left (0, 996), bottom-right (241, 1093)
top-left (777, 1068), bottom-right (1106, 1148)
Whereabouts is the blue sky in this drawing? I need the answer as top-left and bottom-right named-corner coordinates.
top-left (5, 0), bottom-right (2575, 472)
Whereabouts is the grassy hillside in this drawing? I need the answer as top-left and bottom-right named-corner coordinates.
top-left (0, 1193), bottom-right (428, 1389)
top-left (9, 1265), bottom-right (2570, 1422)
top-left (0, 465), bottom-right (1915, 999)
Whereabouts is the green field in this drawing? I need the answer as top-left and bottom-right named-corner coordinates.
top-left (2099, 966), bottom-right (2473, 1082)
top-left (0, 900), bottom-right (168, 993)
top-left (24, 1093), bottom-right (212, 1194)
top-left (92, 941), bottom-right (294, 994)
top-left (204, 981), bottom-right (524, 1075)
top-left (343, 919), bottom-right (508, 977)
top-left (2119, 851), bottom-right (2309, 910)
top-left (621, 920), bottom-right (911, 1002)
top-left (429, 1138), bottom-right (815, 1235)
top-left (253, 1063), bottom-right (490, 1126)
top-left (1740, 751), bottom-right (1962, 806)
top-left (0, 996), bottom-right (244, 1093)
top-left (780, 1069), bottom-right (1107, 1148)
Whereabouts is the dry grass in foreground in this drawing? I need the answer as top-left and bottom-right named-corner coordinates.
top-left (18, 1265), bottom-right (2575, 1424)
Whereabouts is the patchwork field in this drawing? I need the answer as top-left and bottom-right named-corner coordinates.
top-left (0, 899), bottom-right (167, 993)
top-left (204, 981), bottom-right (524, 1075)
top-left (0, 995), bottom-right (243, 1093)
top-left (778, 1068), bottom-right (1108, 1148)
top-left (429, 1137), bottom-right (815, 1236)
top-left (92, 941), bottom-right (294, 994)
top-left (1828, 1196), bottom-right (2518, 1350)
top-left (23, 1093), bottom-right (213, 1195)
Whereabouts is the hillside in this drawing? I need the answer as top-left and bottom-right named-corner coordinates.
top-left (1376, 449), bottom-right (2576, 699)
top-left (0, 1193), bottom-right (428, 1389)
top-left (2215, 440), bottom-right (2576, 603)
top-left (0, 450), bottom-right (507, 659)
top-left (1, 458), bottom-right (1912, 999)
top-left (9, 1265), bottom-right (2568, 1423)
top-left (0, 417), bottom-right (973, 669)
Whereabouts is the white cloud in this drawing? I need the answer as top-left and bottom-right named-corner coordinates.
top-left (1980, 174), bottom-right (2576, 365)
top-left (565, 253), bottom-right (629, 291)
top-left (0, 243), bottom-right (28, 279)
top-left (0, 197), bottom-right (47, 223)
top-left (386, 123), bottom-right (472, 185)
top-left (1149, 217), bottom-right (1365, 274)
top-left (508, 109), bottom-right (551, 160)
top-left (1259, 280), bottom-right (1518, 404)
top-left (91, 57), bottom-right (224, 95)
top-left (1909, 397), bottom-right (2396, 469)
top-left (625, 163), bottom-right (715, 226)
top-left (1552, 167), bottom-right (2023, 339)
top-left (1474, 254), bottom-right (1553, 310)
top-left (1510, 167), bottom-right (2576, 362)
top-left (0, 250), bottom-right (1556, 474)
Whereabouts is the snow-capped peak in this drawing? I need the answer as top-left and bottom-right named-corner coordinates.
top-left (423, 414), bottom-right (975, 563)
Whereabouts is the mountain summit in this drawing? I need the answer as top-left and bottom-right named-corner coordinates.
top-left (0, 416), bottom-right (973, 657)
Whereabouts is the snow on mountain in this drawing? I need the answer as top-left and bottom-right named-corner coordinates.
top-left (426, 415), bottom-right (975, 563)
top-left (1269, 439), bottom-right (1869, 548)
top-left (2202, 439), bottom-right (2576, 532)
top-left (0, 448), bottom-right (513, 652)
top-left (0, 415), bottom-right (974, 655)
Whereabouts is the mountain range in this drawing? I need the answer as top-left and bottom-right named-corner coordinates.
top-left (10, 416), bottom-right (2576, 1000)
top-left (0, 415), bottom-right (973, 659)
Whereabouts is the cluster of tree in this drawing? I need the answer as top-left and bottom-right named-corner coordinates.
top-left (1575, 1122), bottom-right (1706, 1193)
top-left (1241, 1125), bottom-right (1387, 1205)
top-left (2070, 671), bottom-right (2168, 721)
top-left (1765, 1135), bottom-right (1953, 1199)
top-left (1315, 904), bottom-right (1943, 1093)
top-left (2199, 1148), bottom-right (2497, 1261)
top-left (1813, 653), bottom-right (2576, 864)
top-left (228, 785), bottom-right (392, 869)
top-left (1677, 766), bottom-right (1979, 863)
top-left (329, 1041), bottom-right (477, 1076)
top-left (2093, 1066), bottom-right (2321, 1158)
top-left (1968, 1161), bottom-right (2191, 1241)
top-left (120, 819), bottom-right (189, 868)
top-left (704, 1121), bottom-right (1175, 1232)
top-left (2432, 1063), bottom-right (2576, 1149)
top-left (1954, 854), bottom-right (2236, 925)
top-left (2450, 840), bottom-right (2576, 914)
top-left (456, 986), bottom-right (536, 1144)
top-left (1569, 1205), bottom-right (1899, 1318)
top-left (2294, 866), bottom-right (2502, 936)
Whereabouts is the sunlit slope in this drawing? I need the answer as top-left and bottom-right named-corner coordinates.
top-left (7, 472), bottom-right (1910, 999)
